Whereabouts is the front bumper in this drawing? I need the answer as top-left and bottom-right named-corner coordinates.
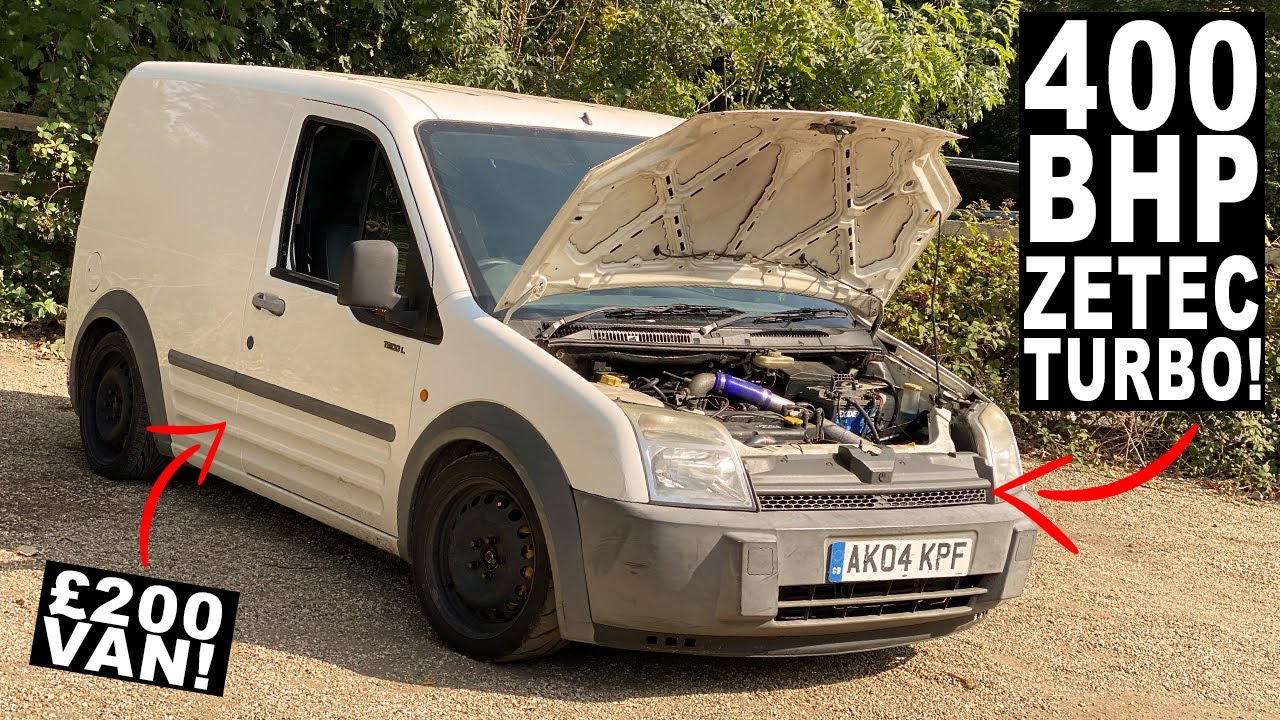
top-left (573, 490), bottom-right (1038, 656)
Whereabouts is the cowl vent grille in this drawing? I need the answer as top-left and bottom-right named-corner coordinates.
top-left (592, 328), bottom-right (693, 344)
top-left (547, 322), bottom-right (586, 338)
top-left (752, 329), bottom-right (830, 338)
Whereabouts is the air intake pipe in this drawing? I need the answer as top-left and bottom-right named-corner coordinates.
top-left (685, 372), bottom-right (864, 445)
top-left (686, 372), bottom-right (791, 413)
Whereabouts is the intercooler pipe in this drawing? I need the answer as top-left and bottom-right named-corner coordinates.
top-left (686, 372), bottom-right (865, 445)
top-left (819, 418), bottom-right (865, 445)
top-left (687, 372), bottom-right (791, 413)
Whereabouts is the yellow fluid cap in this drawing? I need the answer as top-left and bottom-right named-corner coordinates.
top-left (902, 382), bottom-right (924, 391)
top-left (598, 373), bottom-right (625, 387)
top-left (781, 415), bottom-right (804, 426)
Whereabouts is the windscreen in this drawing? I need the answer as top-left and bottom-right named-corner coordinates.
top-left (419, 123), bottom-right (643, 310)
top-left (419, 122), bottom-right (848, 321)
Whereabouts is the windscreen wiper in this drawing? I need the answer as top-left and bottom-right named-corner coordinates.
top-left (697, 307), bottom-right (851, 335)
top-left (536, 304), bottom-right (742, 340)
top-left (602, 304), bottom-right (741, 319)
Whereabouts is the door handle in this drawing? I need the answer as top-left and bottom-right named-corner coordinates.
top-left (252, 292), bottom-right (286, 317)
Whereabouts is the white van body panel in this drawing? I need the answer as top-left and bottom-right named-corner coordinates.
top-left (235, 100), bottom-right (422, 532)
top-left (496, 110), bottom-right (961, 315)
top-left (66, 62), bottom-right (1038, 657)
top-left (67, 62), bottom-right (656, 548)
top-left (68, 71), bottom-right (302, 482)
top-left (406, 294), bottom-right (651, 503)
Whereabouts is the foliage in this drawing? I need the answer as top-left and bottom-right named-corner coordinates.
top-left (884, 207), bottom-right (1022, 407)
top-left (0, 122), bottom-right (86, 327)
top-left (0, 0), bottom-right (424, 328)
top-left (410, 0), bottom-right (1019, 123)
top-left (964, 0), bottom-right (1279, 238)
top-left (884, 210), bottom-right (1279, 498)
top-left (1174, 260), bottom-right (1279, 497)
top-left (954, 2), bottom-right (1279, 493)
top-left (2, 1), bottom-right (1272, 492)
top-left (0, 0), bottom-right (1020, 328)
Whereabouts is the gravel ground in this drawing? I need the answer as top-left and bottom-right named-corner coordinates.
top-left (0, 335), bottom-right (1277, 719)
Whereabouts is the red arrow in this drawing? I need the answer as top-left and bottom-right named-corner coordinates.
top-left (993, 424), bottom-right (1198, 555)
top-left (139, 422), bottom-right (226, 567)
top-left (1037, 424), bottom-right (1199, 502)
top-left (993, 454), bottom-right (1079, 553)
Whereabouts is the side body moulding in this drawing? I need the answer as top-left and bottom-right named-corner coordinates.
top-left (167, 350), bottom-right (396, 442)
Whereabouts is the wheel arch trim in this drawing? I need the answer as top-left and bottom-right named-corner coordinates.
top-left (398, 401), bottom-right (594, 643)
top-left (69, 289), bottom-right (171, 454)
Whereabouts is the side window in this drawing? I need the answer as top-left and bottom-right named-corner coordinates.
top-left (363, 154), bottom-right (414, 293)
top-left (280, 120), bottom-right (414, 292)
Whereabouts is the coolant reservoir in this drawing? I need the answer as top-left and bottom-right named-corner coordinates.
top-left (900, 382), bottom-right (923, 422)
top-left (752, 349), bottom-right (795, 369)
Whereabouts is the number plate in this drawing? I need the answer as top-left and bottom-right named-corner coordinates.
top-left (826, 537), bottom-right (974, 583)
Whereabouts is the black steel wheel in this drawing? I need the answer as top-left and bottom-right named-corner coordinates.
top-left (412, 452), bottom-right (566, 661)
top-left (77, 330), bottom-right (166, 480)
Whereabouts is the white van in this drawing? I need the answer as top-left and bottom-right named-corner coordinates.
top-left (66, 62), bottom-right (1038, 661)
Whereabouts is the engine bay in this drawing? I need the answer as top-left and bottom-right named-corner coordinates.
top-left (547, 341), bottom-right (967, 452)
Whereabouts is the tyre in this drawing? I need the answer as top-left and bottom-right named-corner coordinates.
top-left (77, 330), bottom-right (167, 480)
top-left (411, 452), bottom-right (568, 662)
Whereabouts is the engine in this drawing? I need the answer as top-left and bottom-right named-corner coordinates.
top-left (554, 347), bottom-right (935, 448)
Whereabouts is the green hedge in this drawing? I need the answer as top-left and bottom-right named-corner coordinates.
top-left (883, 213), bottom-right (1279, 498)
top-left (1, 2), bottom-right (1274, 494)
top-left (0, 0), bottom-right (1021, 329)
top-left (0, 0), bottom-right (427, 328)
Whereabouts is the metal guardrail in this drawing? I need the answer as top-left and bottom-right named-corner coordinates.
top-left (943, 156), bottom-right (1019, 174)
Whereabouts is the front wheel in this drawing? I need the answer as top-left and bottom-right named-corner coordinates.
top-left (410, 452), bottom-right (567, 662)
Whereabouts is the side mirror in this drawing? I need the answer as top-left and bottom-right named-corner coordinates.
top-left (337, 240), bottom-right (401, 311)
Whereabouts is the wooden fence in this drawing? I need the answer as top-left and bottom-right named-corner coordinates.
top-left (0, 110), bottom-right (52, 194)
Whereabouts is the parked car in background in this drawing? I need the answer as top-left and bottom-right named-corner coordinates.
top-left (944, 156), bottom-right (1019, 221)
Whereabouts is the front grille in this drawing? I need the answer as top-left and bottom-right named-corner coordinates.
top-left (776, 575), bottom-right (987, 622)
top-left (591, 328), bottom-right (693, 344)
top-left (757, 488), bottom-right (988, 511)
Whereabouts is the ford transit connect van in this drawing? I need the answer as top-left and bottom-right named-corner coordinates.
top-left (66, 62), bottom-right (1038, 661)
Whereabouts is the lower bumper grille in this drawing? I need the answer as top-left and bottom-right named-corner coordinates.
top-left (775, 575), bottom-right (988, 622)
top-left (757, 488), bottom-right (988, 511)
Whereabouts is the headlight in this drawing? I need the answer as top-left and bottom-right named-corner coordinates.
top-left (968, 402), bottom-right (1024, 493)
top-left (619, 404), bottom-right (754, 510)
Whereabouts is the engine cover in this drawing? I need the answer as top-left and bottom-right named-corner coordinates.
top-left (717, 410), bottom-right (813, 447)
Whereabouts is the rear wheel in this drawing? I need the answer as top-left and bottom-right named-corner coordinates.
top-left (411, 452), bottom-right (567, 662)
top-left (77, 330), bottom-right (166, 480)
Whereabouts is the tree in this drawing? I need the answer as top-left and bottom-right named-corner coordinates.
top-left (963, 0), bottom-right (1277, 236)
top-left (0, 0), bottom-right (1020, 327)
